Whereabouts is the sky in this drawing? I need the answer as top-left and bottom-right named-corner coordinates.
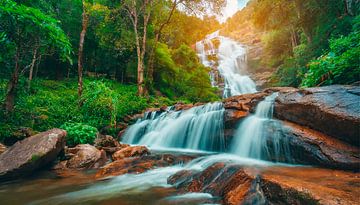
top-left (220, 0), bottom-right (249, 22)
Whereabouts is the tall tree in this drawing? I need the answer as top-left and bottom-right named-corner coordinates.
top-left (0, 0), bottom-right (72, 112)
top-left (147, 0), bottom-right (226, 90)
top-left (124, 0), bottom-right (153, 96)
top-left (78, 0), bottom-right (90, 97)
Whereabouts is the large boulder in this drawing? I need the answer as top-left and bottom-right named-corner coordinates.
top-left (281, 121), bottom-right (360, 171)
top-left (0, 128), bottom-right (66, 180)
top-left (168, 163), bottom-right (360, 205)
top-left (274, 85), bottom-right (360, 146)
top-left (64, 144), bottom-right (107, 169)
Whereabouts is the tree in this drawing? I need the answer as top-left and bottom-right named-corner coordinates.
top-left (78, 0), bottom-right (90, 97)
top-left (123, 0), bottom-right (154, 96)
top-left (0, 0), bottom-right (72, 112)
top-left (147, 0), bottom-right (225, 91)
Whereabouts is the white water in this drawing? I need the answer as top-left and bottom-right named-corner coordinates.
top-left (230, 93), bottom-right (292, 162)
top-left (196, 32), bottom-right (257, 97)
top-left (122, 102), bottom-right (225, 152)
top-left (33, 153), bottom-right (279, 204)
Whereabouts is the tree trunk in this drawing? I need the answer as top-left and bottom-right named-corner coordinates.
top-left (28, 46), bottom-right (38, 89)
top-left (4, 48), bottom-right (20, 113)
top-left (34, 54), bottom-right (41, 79)
top-left (146, 33), bottom-right (159, 88)
top-left (78, 0), bottom-right (88, 98)
top-left (147, 0), bottom-right (178, 89)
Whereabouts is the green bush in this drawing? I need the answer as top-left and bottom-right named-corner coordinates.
top-left (0, 78), bottom-right (152, 143)
top-left (60, 122), bottom-right (98, 147)
top-left (302, 16), bottom-right (360, 87)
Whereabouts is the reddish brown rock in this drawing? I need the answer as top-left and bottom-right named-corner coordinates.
top-left (112, 145), bottom-right (150, 161)
top-left (274, 85), bottom-right (360, 146)
top-left (95, 153), bottom-right (196, 179)
top-left (0, 129), bottom-right (66, 180)
top-left (282, 121), bottom-right (360, 171)
top-left (0, 143), bottom-right (7, 154)
top-left (174, 102), bottom-right (196, 111)
top-left (260, 166), bottom-right (360, 205)
top-left (168, 163), bottom-right (360, 205)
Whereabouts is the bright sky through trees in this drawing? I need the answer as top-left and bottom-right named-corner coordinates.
top-left (220, 0), bottom-right (249, 22)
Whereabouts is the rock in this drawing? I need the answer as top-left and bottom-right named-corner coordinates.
top-left (94, 134), bottom-right (121, 148)
top-left (174, 102), bottom-right (195, 111)
top-left (168, 163), bottom-right (360, 205)
top-left (0, 129), bottom-right (66, 180)
top-left (123, 113), bottom-right (144, 123)
top-left (281, 121), bottom-right (360, 171)
top-left (274, 85), bottom-right (360, 146)
top-left (251, 71), bottom-right (272, 89)
top-left (60, 144), bottom-right (107, 170)
top-left (0, 143), bottom-right (7, 154)
top-left (260, 166), bottom-right (360, 205)
top-left (112, 145), bottom-right (150, 161)
top-left (101, 144), bottom-right (130, 154)
top-left (95, 153), bottom-right (196, 179)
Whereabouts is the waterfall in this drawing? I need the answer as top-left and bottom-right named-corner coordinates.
top-left (217, 36), bottom-right (257, 98)
top-left (122, 102), bottom-right (225, 152)
top-left (196, 33), bottom-right (257, 98)
top-left (230, 93), bottom-right (292, 162)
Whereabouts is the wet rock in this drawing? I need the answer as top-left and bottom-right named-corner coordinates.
top-left (174, 102), bottom-right (195, 111)
top-left (260, 166), bottom-right (360, 205)
top-left (112, 145), bottom-right (150, 161)
top-left (274, 85), bottom-right (360, 146)
top-left (64, 144), bottom-right (107, 169)
top-left (0, 143), bottom-right (7, 154)
top-left (168, 163), bottom-right (360, 205)
top-left (95, 153), bottom-right (196, 179)
top-left (281, 121), bottom-right (360, 171)
top-left (0, 129), bottom-right (66, 180)
top-left (123, 113), bottom-right (144, 123)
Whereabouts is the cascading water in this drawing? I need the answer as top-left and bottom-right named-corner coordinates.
top-left (217, 36), bottom-right (257, 97)
top-left (196, 32), bottom-right (257, 97)
top-left (230, 93), bottom-right (292, 162)
top-left (122, 102), bottom-right (225, 152)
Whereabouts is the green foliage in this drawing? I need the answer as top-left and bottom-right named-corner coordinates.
top-left (60, 122), bottom-right (98, 147)
top-left (262, 29), bottom-right (294, 67)
top-left (0, 0), bottom-right (72, 63)
top-left (302, 16), bottom-right (360, 87)
top-left (154, 43), bottom-right (219, 102)
top-left (31, 154), bottom-right (42, 162)
top-left (0, 78), bottom-right (156, 143)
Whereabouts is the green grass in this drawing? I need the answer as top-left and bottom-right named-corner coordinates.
top-left (0, 78), bottom-right (176, 144)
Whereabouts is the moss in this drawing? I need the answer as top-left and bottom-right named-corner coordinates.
top-left (30, 154), bottom-right (41, 162)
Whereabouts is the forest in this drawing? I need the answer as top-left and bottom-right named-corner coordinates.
top-left (0, 0), bottom-right (359, 204)
top-left (0, 0), bottom-right (358, 142)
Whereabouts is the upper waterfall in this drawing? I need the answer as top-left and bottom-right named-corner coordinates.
top-left (196, 32), bottom-right (257, 98)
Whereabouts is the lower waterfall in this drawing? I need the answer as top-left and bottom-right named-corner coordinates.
top-left (230, 93), bottom-right (292, 162)
top-left (122, 102), bottom-right (225, 152)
